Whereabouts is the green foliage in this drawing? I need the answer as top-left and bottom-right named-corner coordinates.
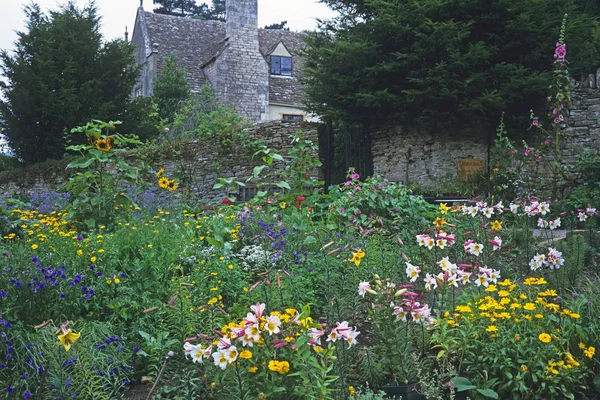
top-left (154, 0), bottom-right (225, 21)
top-left (264, 21), bottom-right (289, 30)
top-left (303, 0), bottom-right (600, 130)
top-left (64, 120), bottom-right (146, 228)
top-left (327, 170), bottom-right (434, 235)
top-left (170, 85), bottom-right (251, 155)
top-left (0, 2), bottom-right (140, 163)
top-left (0, 154), bottom-right (22, 172)
top-left (153, 55), bottom-right (191, 123)
top-left (567, 147), bottom-right (600, 209)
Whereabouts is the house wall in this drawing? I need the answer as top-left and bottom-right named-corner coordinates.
top-left (131, 9), bottom-right (156, 97)
top-left (268, 104), bottom-right (319, 123)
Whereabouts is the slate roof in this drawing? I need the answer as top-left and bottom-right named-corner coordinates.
top-left (138, 10), bottom-right (305, 106)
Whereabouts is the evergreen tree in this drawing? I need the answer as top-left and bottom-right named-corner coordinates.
top-left (0, 2), bottom-right (140, 163)
top-left (303, 0), bottom-right (600, 131)
top-left (153, 55), bottom-right (191, 121)
top-left (264, 21), bottom-right (289, 31)
top-left (153, 0), bottom-right (225, 21)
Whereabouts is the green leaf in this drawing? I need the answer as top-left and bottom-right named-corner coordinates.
top-left (276, 181), bottom-right (291, 190)
top-left (452, 377), bottom-right (476, 392)
top-left (303, 235), bottom-right (317, 244)
top-left (84, 218), bottom-right (96, 228)
top-left (476, 389), bottom-right (499, 399)
top-left (256, 191), bottom-right (268, 197)
top-left (253, 165), bottom-right (267, 177)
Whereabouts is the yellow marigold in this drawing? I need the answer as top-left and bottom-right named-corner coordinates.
top-left (523, 303), bottom-right (536, 311)
top-left (486, 325), bottom-right (498, 333)
top-left (498, 290), bottom-right (510, 297)
top-left (485, 285), bottom-right (497, 292)
top-left (239, 350), bottom-right (252, 359)
top-left (585, 346), bottom-right (596, 359)
top-left (539, 333), bottom-right (552, 343)
top-left (498, 279), bottom-right (513, 287)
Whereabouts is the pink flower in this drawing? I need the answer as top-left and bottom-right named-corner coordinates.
top-left (349, 173), bottom-right (360, 180)
top-left (524, 148), bottom-right (531, 157)
top-left (554, 43), bottom-right (566, 59)
top-left (532, 119), bottom-right (539, 126)
top-left (536, 156), bottom-right (542, 163)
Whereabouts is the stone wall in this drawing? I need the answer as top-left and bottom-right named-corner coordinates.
top-left (371, 126), bottom-right (488, 187)
top-left (0, 121), bottom-right (321, 201)
top-left (371, 80), bottom-right (600, 188)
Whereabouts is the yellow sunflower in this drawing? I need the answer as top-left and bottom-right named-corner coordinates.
top-left (158, 177), bottom-right (169, 189)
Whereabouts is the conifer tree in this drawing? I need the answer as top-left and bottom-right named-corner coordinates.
top-left (0, 2), bottom-right (139, 163)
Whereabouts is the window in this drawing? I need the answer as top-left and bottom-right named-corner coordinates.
top-left (282, 114), bottom-right (304, 122)
top-left (270, 56), bottom-right (292, 76)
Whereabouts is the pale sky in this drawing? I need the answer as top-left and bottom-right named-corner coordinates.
top-left (0, 0), bottom-right (336, 53)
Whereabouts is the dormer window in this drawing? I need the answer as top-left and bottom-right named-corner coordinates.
top-left (270, 56), bottom-right (292, 76)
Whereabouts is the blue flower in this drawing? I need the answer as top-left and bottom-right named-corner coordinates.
top-left (23, 391), bottom-right (31, 398)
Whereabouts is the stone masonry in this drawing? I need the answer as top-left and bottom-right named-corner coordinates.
top-left (371, 75), bottom-right (600, 189)
top-left (205, 0), bottom-right (270, 121)
top-left (371, 126), bottom-right (488, 187)
top-left (0, 121), bottom-right (321, 201)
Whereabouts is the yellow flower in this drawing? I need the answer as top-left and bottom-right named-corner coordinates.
top-left (114, 278), bottom-right (121, 284)
top-left (579, 342), bottom-right (587, 350)
top-left (248, 366), bottom-right (258, 373)
top-left (486, 325), bottom-right (498, 333)
top-left (167, 180), bottom-right (178, 191)
top-left (433, 217), bottom-right (446, 228)
top-left (90, 256), bottom-right (97, 263)
top-left (349, 386), bottom-right (356, 396)
top-left (569, 313), bottom-right (581, 319)
top-left (57, 329), bottom-right (81, 351)
top-left (539, 333), bottom-right (552, 343)
top-left (585, 346), bottom-right (596, 358)
top-left (156, 168), bottom-right (165, 177)
top-left (490, 220), bottom-right (502, 230)
top-left (279, 201), bottom-right (287, 209)
top-left (239, 350), bottom-right (252, 359)
top-left (158, 177), bottom-right (169, 189)
top-left (31, 244), bottom-right (38, 250)
top-left (523, 303), bottom-right (536, 311)
top-left (439, 203), bottom-right (449, 214)
top-left (76, 249), bottom-right (83, 256)
top-left (348, 249), bottom-right (365, 267)
top-left (520, 365), bottom-right (528, 372)
top-left (106, 279), bottom-right (112, 285)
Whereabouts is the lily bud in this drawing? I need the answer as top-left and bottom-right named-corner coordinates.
top-left (366, 289), bottom-right (377, 295)
top-left (395, 288), bottom-right (408, 297)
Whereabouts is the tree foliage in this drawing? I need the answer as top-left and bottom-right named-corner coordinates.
top-left (303, 0), bottom-right (600, 130)
top-left (0, 2), bottom-right (140, 164)
top-left (265, 21), bottom-right (290, 31)
top-left (153, 55), bottom-right (191, 122)
top-left (153, 0), bottom-right (225, 21)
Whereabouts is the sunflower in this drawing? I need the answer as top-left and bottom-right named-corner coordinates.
top-left (156, 168), bottom-right (165, 178)
top-left (95, 138), bottom-right (112, 151)
top-left (167, 180), bottom-right (178, 191)
top-left (158, 177), bottom-right (169, 189)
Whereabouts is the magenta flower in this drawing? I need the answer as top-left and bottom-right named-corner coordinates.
top-left (554, 43), bottom-right (566, 59)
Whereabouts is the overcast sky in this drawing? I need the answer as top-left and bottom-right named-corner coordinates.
top-left (0, 0), bottom-right (337, 53)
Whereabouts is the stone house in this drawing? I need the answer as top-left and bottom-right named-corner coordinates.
top-left (131, 0), bottom-right (309, 122)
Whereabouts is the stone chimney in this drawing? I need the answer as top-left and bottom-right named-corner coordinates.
top-left (226, 0), bottom-right (258, 42)
top-left (208, 0), bottom-right (268, 121)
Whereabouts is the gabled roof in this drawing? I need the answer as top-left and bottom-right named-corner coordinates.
top-left (135, 10), bottom-right (306, 106)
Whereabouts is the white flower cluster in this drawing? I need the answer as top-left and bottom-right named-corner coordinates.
top-left (529, 248), bottom-right (564, 271)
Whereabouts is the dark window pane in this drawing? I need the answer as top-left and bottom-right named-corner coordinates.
top-left (281, 57), bottom-right (292, 76)
top-left (282, 114), bottom-right (303, 121)
top-left (271, 56), bottom-right (281, 75)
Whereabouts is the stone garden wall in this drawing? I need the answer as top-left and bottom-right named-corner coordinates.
top-left (371, 76), bottom-right (600, 188)
top-left (0, 121), bottom-right (321, 201)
